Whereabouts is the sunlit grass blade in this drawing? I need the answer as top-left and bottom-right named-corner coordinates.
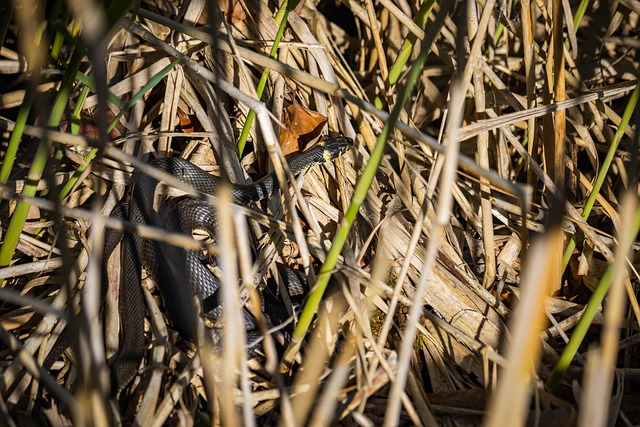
top-left (549, 202), bottom-right (640, 387)
top-left (280, 0), bottom-right (454, 371)
top-left (0, 86), bottom-right (35, 184)
top-left (0, 47), bottom-right (84, 270)
top-left (237, 0), bottom-right (300, 156)
top-left (58, 57), bottom-right (181, 201)
top-left (387, 0), bottom-right (436, 86)
top-left (562, 80), bottom-right (640, 270)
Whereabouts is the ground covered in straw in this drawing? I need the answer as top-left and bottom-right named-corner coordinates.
top-left (1, 0), bottom-right (639, 425)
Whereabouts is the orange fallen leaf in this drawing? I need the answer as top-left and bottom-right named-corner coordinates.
top-left (280, 100), bottom-right (327, 155)
top-left (177, 108), bottom-right (197, 133)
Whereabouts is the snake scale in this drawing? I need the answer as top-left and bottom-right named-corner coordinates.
top-left (104, 136), bottom-right (353, 390)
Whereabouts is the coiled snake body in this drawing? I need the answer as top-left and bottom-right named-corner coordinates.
top-left (105, 136), bottom-right (353, 390)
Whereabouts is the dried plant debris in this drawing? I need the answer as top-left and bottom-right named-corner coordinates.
top-left (0, 0), bottom-right (639, 425)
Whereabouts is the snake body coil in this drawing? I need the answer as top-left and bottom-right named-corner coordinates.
top-left (105, 136), bottom-right (353, 390)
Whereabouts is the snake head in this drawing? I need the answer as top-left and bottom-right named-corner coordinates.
top-left (287, 135), bottom-right (353, 178)
top-left (319, 135), bottom-right (354, 161)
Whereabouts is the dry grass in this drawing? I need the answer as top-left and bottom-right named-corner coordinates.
top-left (0, 0), bottom-right (639, 425)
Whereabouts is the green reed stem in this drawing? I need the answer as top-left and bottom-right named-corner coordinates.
top-left (562, 81), bottom-right (640, 271)
top-left (551, 79), bottom-right (639, 386)
top-left (0, 86), bottom-right (35, 184)
top-left (281, 0), bottom-right (451, 370)
top-left (387, 0), bottom-right (436, 86)
top-left (237, 0), bottom-right (300, 156)
top-left (549, 203), bottom-right (640, 387)
top-left (70, 86), bottom-right (91, 135)
top-left (58, 56), bottom-right (181, 201)
top-left (0, 48), bottom-right (84, 271)
top-left (74, 70), bottom-right (124, 109)
top-left (573, 0), bottom-right (591, 30)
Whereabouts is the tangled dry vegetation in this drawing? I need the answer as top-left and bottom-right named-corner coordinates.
top-left (0, 0), bottom-right (639, 425)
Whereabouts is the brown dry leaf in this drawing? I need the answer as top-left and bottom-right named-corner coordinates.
top-left (78, 111), bottom-right (126, 140)
top-left (41, 100), bottom-right (125, 140)
top-left (216, 0), bottom-right (247, 23)
top-left (177, 108), bottom-right (197, 133)
top-left (280, 100), bottom-right (327, 155)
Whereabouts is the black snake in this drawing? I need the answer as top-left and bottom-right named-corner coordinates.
top-left (104, 136), bottom-right (353, 390)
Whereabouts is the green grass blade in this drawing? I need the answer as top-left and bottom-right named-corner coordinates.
top-left (0, 48), bottom-right (84, 271)
top-left (552, 77), bottom-right (640, 385)
top-left (549, 202), bottom-right (640, 387)
top-left (0, 86), bottom-right (35, 184)
top-left (107, 57), bottom-right (181, 132)
top-left (74, 70), bottom-right (124, 109)
top-left (562, 80), bottom-right (640, 270)
top-left (49, 2), bottom-right (69, 65)
top-left (573, 0), bottom-right (591, 29)
top-left (70, 86), bottom-right (91, 135)
top-left (59, 57), bottom-right (181, 201)
top-left (237, 0), bottom-right (294, 156)
top-left (281, 0), bottom-right (454, 370)
top-left (387, 0), bottom-right (436, 85)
